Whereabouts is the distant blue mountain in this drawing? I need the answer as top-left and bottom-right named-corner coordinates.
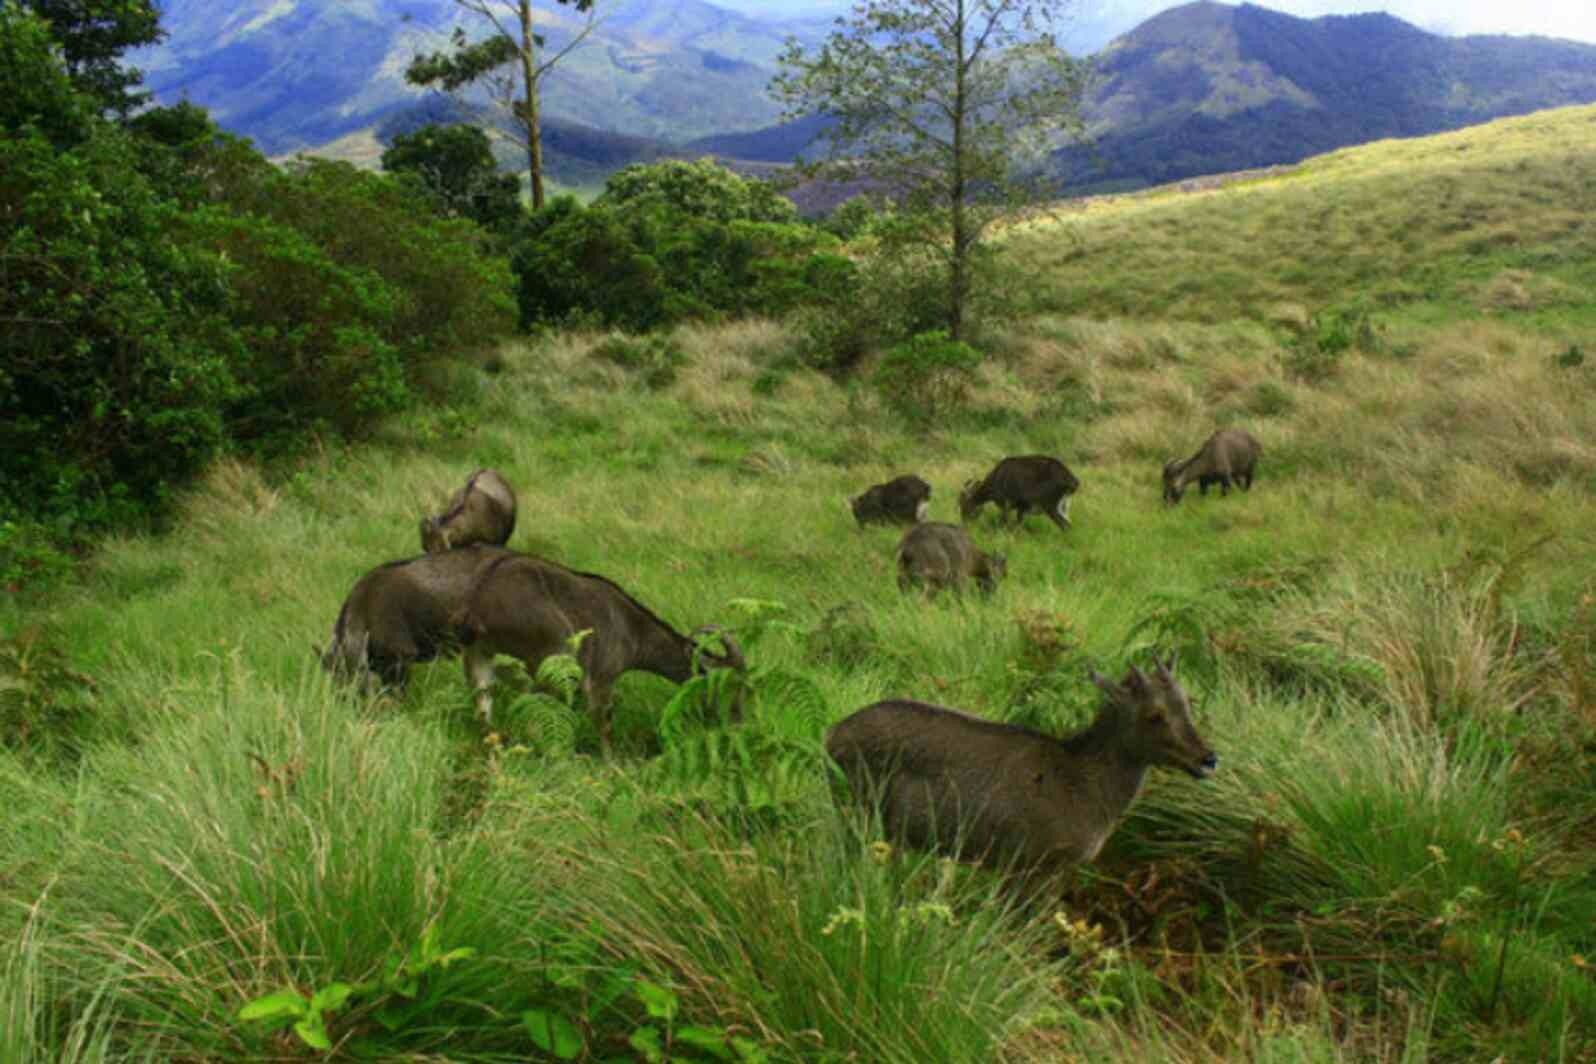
top-left (128, 0), bottom-right (1596, 194)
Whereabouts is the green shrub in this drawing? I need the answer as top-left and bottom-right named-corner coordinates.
top-left (181, 207), bottom-right (408, 448)
top-left (239, 158), bottom-right (516, 362)
top-left (510, 199), bottom-right (845, 331)
top-left (0, 123), bottom-right (238, 526)
top-left (380, 123), bottom-right (524, 235)
top-left (871, 330), bottom-right (984, 424)
top-left (822, 195), bottom-right (882, 241)
top-left (596, 158), bottom-right (797, 224)
top-left (512, 201), bottom-right (670, 332)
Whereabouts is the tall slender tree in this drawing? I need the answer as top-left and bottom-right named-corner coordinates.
top-left (406, 0), bottom-right (598, 210)
top-left (774, 0), bottom-right (1088, 340)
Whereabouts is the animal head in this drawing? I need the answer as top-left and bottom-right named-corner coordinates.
top-left (958, 478), bottom-right (982, 521)
top-left (690, 625), bottom-right (748, 718)
top-left (1161, 460), bottom-right (1185, 505)
top-left (419, 515), bottom-right (451, 553)
top-left (849, 492), bottom-right (875, 525)
top-left (1089, 655), bottom-right (1216, 780)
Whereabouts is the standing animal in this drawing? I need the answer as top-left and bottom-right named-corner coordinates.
top-left (850, 474), bottom-right (932, 527)
top-left (1162, 428), bottom-right (1260, 505)
top-left (460, 554), bottom-right (745, 744)
top-left (319, 545), bottom-right (517, 691)
top-left (420, 468), bottom-right (518, 552)
top-left (896, 522), bottom-right (1006, 597)
top-left (825, 657), bottom-right (1216, 876)
top-left (959, 455), bottom-right (1080, 531)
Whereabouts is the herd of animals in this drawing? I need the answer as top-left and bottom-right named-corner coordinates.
top-left (320, 428), bottom-right (1259, 880)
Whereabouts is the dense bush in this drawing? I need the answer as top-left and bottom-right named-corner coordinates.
top-left (380, 123), bottom-right (523, 235)
top-left (871, 330), bottom-right (985, 423)
top-left (595, 158), bottom-right (797, 224)
top-left (1, 122), bottom-right (239, 526)
top-left (0, 8), bottom-right (517, 563)
top-left (510, 188), bottom-right (845, 332)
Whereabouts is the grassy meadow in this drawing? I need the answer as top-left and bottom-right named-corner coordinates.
top-left (4, 104), bottom-right (1596, 1061)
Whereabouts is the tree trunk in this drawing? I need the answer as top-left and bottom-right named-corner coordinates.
top-left (948, 0), bottom-right (968, 342)
top-left (519, 0), bottom-right (544, 209)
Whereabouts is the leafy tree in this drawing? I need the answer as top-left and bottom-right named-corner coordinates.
top-left (596, 159), bottom-right (797, 225)
top-left (8, 0), bottom-right (163, 115)
top-left (774, 0), bottom-right (1088, 340)
top-left (381, 123), bottom-right (523, 233)
top-left (406, 0), bottom-right (597, 210)
top-left (0, 5), bottom-right (92, 145)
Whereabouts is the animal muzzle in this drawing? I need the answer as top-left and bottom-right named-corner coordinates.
top-left (1187, 751), bottom-right (1219, 780)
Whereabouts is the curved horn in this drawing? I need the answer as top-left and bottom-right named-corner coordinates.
top-left (1158, 649), bottom-right (1179, 678)
top-left (1126, 664), bottom-right (1150, 693)
top-left (690, 625), bottom-right (745, 671)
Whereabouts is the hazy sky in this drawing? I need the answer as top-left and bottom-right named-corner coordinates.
top-left (708, 0), bottom-right (1596, 47)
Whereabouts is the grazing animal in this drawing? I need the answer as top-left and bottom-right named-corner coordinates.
top-left (825, 657), bottom-right (1216, 876)
top-left (1162, 428), bottom-right (1260, 505)
top-left (460, 554), bottom-right (745, 743)
top-left (896, 522), bottom-right (1006, 597)
top-left (320, 545), bottom-right (516, 691)
top-left (420, 468), bottom-right (517, 552)
top-left (850, 474), bottom-right (933, 527)
top-left (959, 455), bottom-right (1080, 531)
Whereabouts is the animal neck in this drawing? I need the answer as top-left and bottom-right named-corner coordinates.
top-left (1061, 708), bottom-right (1151, 814)
top-left (638, 621), bottom-right (696, 683)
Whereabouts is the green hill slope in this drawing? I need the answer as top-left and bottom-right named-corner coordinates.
top-left (4, 107), bottom-right (1595, 1062)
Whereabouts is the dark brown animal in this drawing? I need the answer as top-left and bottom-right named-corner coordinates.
top-left (1162, 428), bottom-right (1260, 505)
top-left (460, 554), bottom-right (745, 743)
top-left (851, 474), bottom-right (932, 527)
top-left (959, 455), bottom-right (1080, 531)
top-left (420, 468), bottom-right (517, 552)
top-left (896, 522), bottom-right (1006, 597)
top-left (320, 545), bottom-right (516, 691)
top-left (826, 657), bottom-right (1215, 875)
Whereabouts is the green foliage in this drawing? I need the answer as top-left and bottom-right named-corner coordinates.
top-left (182, 206), bottom-right (407, 448)
top-left (597, 158), bottom-right (797, 225)
top-left (510, 195), bottom-right (843, 332)
top-left (10, 0), bottom-right (162, 116)
top-left (1, 119), bottom-right (238, 527)
top-left (381, 123), bottom-right (523, 234)
top-left (0, 7), bottom-right (93, 146)
top-left (236, 924), bottom-right (477, 1051)
top-left (229, 157), bottom-right (516, 363)
top-left (871, 330), bottom-right (984, 424)
top-left (821, 195), bottom-right (882, 241)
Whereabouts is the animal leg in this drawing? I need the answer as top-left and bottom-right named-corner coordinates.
top-left (584, 675), bottom-right (616, 754)
top-left (1242, 471), bottom-right (1254, 491)
top-left (1047, 495), bottom-right (1072, 531)
top-left (1220, 474), bottom-right (1233, 496)
top-left (464, 646), bottom-right (496, 725)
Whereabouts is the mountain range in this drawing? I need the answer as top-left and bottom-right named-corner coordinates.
top-left (129, 0), bottom-right (1596, 196)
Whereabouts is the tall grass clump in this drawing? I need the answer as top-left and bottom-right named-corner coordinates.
top-left (560, 801), bottom-right (1062, 1062)
top-left (31, 663), bottom-right (552, 1058)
